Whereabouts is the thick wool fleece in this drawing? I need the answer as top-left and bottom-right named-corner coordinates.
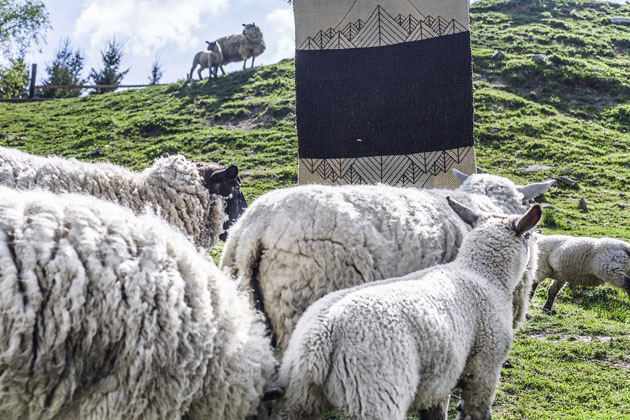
top-left (272, 210), bottom-right (539, 420)
top-left (221, 173), bottom-right (545, 350)
top-left (532, 234), bottom-right (630, 311)
top-left (0, 187), bottom-right (275, 420)
top-left (0, 146), bottom-right (226, 248)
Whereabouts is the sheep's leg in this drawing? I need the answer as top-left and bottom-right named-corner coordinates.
top-left (251, 56), bottom-right (255, 68)
top-left (220, 65), bottom-right (226, 75)
top-left (189, 66), bottom-right (196, 81)
top-left (457, 369), bottom-right (499, 420)
top-left (530, 281), bottom-right (540, 299)
top-left (198, 68), bottom-right (203, 80)
top-left (543, 279), bottom-right (566, 313)
top-left (243, 59), bottom-right (248, 70)
top-left (418, 398), bottom-right (449, 420)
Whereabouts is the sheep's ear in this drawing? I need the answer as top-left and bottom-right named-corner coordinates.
top-left (517, 180), bottom-right (554, 201)
top-left (205, 40), bottom-right (211, 44)
top-left (514, 205), bottom-right (542, 236)
top-left (447, 196), bottom-right (478, 227)
top-left (452, 168), bottom-right (470, 185)
top-left (210, 165), bottom-right (238, 182)
top-left (242, 23), bottom-right (247, 27)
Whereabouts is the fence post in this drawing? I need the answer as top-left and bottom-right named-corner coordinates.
top-left (28, 64), bottom-right (37, 99)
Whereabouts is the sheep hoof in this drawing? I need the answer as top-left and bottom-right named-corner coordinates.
top-left (262, 382), bottom-right (284, 401)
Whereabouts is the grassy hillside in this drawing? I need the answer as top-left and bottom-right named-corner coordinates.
top-left (0, 0), bottom-right (629, 418)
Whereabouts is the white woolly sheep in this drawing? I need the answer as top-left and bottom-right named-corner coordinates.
top-left (271, 198), bottom-right (542, 420)
top-left (216, 23), bottom-right (266, 73)
top-left (189, 41), bottom-right (223, 81)
top-left (0, 186), bottom-right (276, 420)
top-left (0, 146), bottom-right (247, 247)
top-left (531, 234), bottom-right (630, 313)
top-left (221, 169), bottom-right (553, 350)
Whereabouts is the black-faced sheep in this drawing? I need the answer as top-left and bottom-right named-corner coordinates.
top-left (0, 186), bottom-right (275, 420)
top-left (221, 170), bottom-right (553, 350)
top-left (0, 146), bottom-right (247, 247)
top-left (271, 199), bottom-right (542, 420)
top-left (531, 234), bottom-right (630, 312)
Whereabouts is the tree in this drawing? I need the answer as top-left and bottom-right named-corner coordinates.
top-left (148, 54), bottom-right (163, 85)
top-left (41, 38), bottom-right (85, 98)
top-left (0, 57), bottom-right (27, 98)
top-left (0, 0), bottom-right (49, 98)
top-left (88, 38), bottom-right (129, 94)
top-left (0, 0), bottom-right (49, 57)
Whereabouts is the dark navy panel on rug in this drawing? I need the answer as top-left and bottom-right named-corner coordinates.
top-left (296, 31), bottom-right (473, 159)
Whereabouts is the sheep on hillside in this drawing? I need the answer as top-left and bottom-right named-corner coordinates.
top-left (0, 187), bottom-right (275, 420)
top-left (271, 198), bottom-right (542, 420)
top-left (531, 234), bottom-right (630, 312)
top-left (216, 23), bottom-right (266, 73)
top-left (189, 41), bottom-right (223, 81)
top-left (221, 169), bottom-right (553, 350)
top-left (0, 146), bottom-right (247, 247)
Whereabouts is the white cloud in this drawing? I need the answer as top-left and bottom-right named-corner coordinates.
top-left (266, 7), bottom-right (295, 63)
top-left (74, 0), bottom-right (229, 59)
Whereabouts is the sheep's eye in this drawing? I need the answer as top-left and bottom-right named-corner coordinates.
top-left (523, 232), bottom-right (531, 239)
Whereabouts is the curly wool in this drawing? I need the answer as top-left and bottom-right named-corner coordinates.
top-left (272, 207), bottom-right (540, 420)
top-left (532, 234), bottom-right (630, 311)
top-left (221, 173), bottom-right (547, 350)
top-left (0, 146), bottom-right (226, 249)
top-left (0, 187), bottom-right (275, 420)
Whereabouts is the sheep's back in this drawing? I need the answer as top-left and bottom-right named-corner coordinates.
top-left (217, 34), bottom-right (245, 64)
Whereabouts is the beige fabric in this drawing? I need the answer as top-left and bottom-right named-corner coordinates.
top-left (299, 146), bottom-right (475, 189)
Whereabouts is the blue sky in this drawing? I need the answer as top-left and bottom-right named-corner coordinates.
top-left (26, 0), bottom-right (294, 85)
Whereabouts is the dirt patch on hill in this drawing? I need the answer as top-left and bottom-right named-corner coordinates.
top-left (209, 106), bottom-right (291, 131)
top-left (528, 333), bottom-right (613, 343)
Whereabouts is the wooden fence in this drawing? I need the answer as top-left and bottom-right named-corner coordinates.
top-left (0, 64), bottom-right (167, 102)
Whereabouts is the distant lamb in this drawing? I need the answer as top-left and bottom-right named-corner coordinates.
top-left (0, 187), bottom-right (276, 420)
top-left (531, 234), bottom-right (630, 313)
top-left (271, 198), bottom-right (542, 420)
top-left (0, 146), bottom-right (247, 247)
top-left (216, 23), bottom-right (266, 73)
top-left (189, 40), bottom-right (223, 81)
top-left (221, 169), bottom-right (553, 350)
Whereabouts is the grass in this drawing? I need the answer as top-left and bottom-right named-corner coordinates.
top-left (1, 0), bottom-right (629, 418)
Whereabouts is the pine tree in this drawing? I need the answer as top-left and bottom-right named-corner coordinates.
top-left (41, 38), bottom-right (85, 98)
top-left (148, 54), bottom-right (163, 85)
top-left (88, 37), bottom-right (129, 94)
top-left (0, 58), bottom-right (28, 98)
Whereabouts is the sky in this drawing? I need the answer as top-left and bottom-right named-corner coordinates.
top-left (23, 0), bottom-right (628, 86)
top-left (25, 0), bottom-right (295, 85)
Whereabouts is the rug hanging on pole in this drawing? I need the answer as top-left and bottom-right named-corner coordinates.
top-left (294, 0), bottom-right (476, 188)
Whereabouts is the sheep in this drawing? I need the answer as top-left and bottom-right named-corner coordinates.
top-left (271, 198), bottom-right (543, 420)
top-left (0, 186), bottom-right (276, 420)
top-left (0, 146), bottom-right (247, 247)
top-left (531, 234), bottom-right (630, 313)
top-left (189, 41), bottom-right (223, 81)
top-left (221, 169), bottom-right (553, 350)
top-left (216, 23), bottom-right (266, 73)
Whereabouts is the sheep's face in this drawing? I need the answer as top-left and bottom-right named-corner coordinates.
top-left (206, 41), bottom-right (217, 51)
top-left (196, 163), bottom-right (248, 241)
top-left (242, 23), bottom-right (263, 41)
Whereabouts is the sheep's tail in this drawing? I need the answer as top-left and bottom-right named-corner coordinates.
top-left (220, 225), bottom-right (277, 346)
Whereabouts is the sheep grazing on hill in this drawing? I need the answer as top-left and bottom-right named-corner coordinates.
top-left (221, 169), bottom-right (553, 350)
top-left (531, 234), bottom-right (630, 313)
top-left (271, 198), bottom-right (543, 420)
top-left (189, 40), bottom-right (223, 81)
top-left (0, 146), bottom-right (247, 247)
top-left (216, 23), bottom-right (266, 73)
top-left (0, 187), bottom-right (276, 420)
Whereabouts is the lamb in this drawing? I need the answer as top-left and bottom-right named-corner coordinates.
top-left (189, 40), bottom-right (223, 81)
top-left (221, 169), bottom-right (553, 350)
top-left (216, 23), bottom-right (266, 73)
top-left (0, 146), bottom-right (247, 247)
top-left (0, 186), bottom-right (276, 420)
top-left (531, 234), bottom-right (630, 313)
top-left (271, 198), bottom-right (542, 420)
